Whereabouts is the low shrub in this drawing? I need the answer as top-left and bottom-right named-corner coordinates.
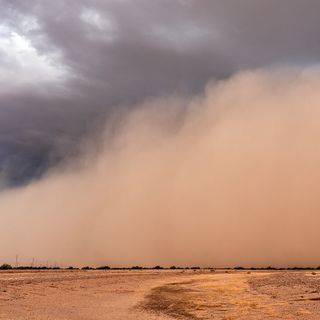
top-left (96, 266), bottom-right (110, 270)
top-left (131, 266), bottom-right (143, 270)
top-left (153, 266), bottom-right (163, 270)
top-left (0, 264), bottom-right (12, 270)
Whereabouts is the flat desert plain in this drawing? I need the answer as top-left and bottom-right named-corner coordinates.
top-left (1, 269), bottom-right (320, 319)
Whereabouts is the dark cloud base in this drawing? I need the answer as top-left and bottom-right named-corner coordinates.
top-left (1, 0), bottom-right (320, 188)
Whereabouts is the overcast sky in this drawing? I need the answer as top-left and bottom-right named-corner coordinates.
top-left (1, 0), bottom-right (320, 187)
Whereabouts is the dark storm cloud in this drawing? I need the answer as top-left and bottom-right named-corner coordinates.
top-left (1, 0), bottom-right (320, 187)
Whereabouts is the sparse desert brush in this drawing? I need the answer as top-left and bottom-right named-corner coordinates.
top-left (153, 265), bottom-right (163, 270)
top-left (96, 266), bottom-right (110, 270)
top-left (0, 263), bottom-right (12, 270)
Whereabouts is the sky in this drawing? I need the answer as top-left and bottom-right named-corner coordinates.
top-left (1, 1), bottom-right (320, 267)
top-left (1, 0), bottom-right (320, 186)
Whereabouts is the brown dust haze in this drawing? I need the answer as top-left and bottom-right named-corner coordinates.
top-left (1, 69), bottom-right (320, 267)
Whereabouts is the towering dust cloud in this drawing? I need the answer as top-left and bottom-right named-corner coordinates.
top-left (1, 69), bottom-right (320, 267)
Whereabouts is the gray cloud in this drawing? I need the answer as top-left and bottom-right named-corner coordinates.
top-left (1, 0), bottom-right (320, 187)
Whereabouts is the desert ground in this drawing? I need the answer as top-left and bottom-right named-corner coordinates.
top-left (1, 269), bottom-right (320, 319)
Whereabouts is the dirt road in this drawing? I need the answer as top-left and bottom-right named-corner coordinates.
top-left (1, 269), bottom-right (320, 319)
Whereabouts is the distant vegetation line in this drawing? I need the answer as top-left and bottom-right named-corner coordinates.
top-left (1, 263), bottom-right (320, 271)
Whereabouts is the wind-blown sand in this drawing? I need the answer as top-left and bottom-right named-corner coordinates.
top-left (1, 269), bottom-right (320, 319)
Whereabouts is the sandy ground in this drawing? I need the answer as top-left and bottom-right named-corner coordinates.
top-left (1, 269), bottom-right (320, 319)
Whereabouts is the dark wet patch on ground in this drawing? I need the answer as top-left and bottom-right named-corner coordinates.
top-left (140, 281), bottom-right (200, 319)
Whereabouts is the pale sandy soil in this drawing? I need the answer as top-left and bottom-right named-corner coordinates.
top-left (1, 269), bottom-right (320, 319)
